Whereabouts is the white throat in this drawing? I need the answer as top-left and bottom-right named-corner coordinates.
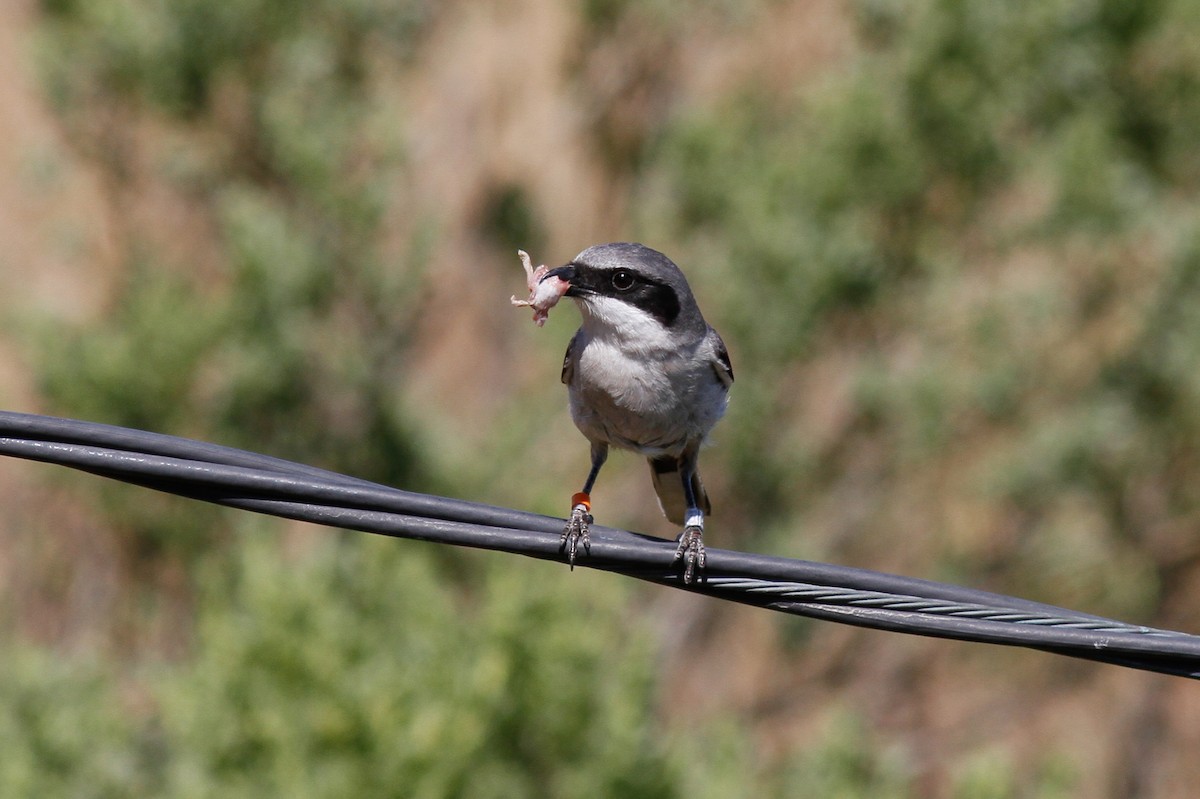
top-left (575, 295), bottom-right (677, 354)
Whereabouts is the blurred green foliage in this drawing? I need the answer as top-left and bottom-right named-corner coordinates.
top-left (0, 533), bottom-right (918, 797)
top-left (156, 534), bottom-right (692, 797)
top-left (36, 0), bottom-right (433, 468)
top-left (33, 0), bottom-right (435, 561)
top-left (0, 651), bottom-right (145, 797)
top-left (12, 0), bottom-right (1200, 794)
top-left (0, 532), bottom-right (715, 797)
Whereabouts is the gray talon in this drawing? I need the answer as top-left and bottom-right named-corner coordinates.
top-left (673, 525), bottom-right (706, 584)
top-left (560, 506), bottom-right (592, 568)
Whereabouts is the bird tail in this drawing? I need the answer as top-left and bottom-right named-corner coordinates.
top-left (648, 456), bottom-right (710, 526)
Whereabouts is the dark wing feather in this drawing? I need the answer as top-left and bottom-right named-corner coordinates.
top-left (561, 329), bottom-right (582, 385)
top-left (648, 455), bottom-right (711, 524)
top-left (709, 327), bottom-right (734, 388)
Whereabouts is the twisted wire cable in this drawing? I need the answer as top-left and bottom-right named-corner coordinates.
top-left (1, 410), bottom-right (1197, 679)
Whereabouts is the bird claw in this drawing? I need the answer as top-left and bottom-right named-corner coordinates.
top-left (560, 505), bottom-right (592, 568)
top-left (673, 525), bottom-right (706, 584)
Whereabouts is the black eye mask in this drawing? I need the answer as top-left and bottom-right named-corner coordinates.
top-left (566, 263), bottom-right (682, 328)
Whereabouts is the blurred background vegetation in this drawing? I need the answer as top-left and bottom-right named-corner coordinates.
top-left (1, 0), bottom-right (1200, 795)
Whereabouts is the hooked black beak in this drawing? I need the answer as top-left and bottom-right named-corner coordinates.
top-left (541, 264), bottom-right (578, 295)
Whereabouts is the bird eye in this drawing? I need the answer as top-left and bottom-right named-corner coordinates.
top-left (611, 269), bottom-right (636, 291)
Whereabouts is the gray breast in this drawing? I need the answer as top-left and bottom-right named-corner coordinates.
top-left (567, 338), bottom-right (726, 456)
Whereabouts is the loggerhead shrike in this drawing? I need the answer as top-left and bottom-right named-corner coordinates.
top-left (538, 242), bottom-right (733, 582)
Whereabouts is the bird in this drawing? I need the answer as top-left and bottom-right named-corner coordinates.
top-left (537, 242), bottom-right (733, 583)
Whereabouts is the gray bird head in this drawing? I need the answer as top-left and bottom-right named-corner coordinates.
top-left (541, 243), bottom-right (706, 340)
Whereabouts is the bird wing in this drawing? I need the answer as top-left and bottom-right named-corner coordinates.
top-left (709, 327), bottom-right (734, 388)
top-left (561, 328), bottom-right (582, 385)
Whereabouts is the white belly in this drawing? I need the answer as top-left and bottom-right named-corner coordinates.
top-left (567, 335), bottom-right (727, 456)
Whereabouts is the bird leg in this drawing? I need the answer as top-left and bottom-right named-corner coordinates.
top-left (561, 443), bottom-right (607, 567)
top-left (673, 457), bottom-right (707, 583)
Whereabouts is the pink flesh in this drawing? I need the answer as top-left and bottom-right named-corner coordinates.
top-left (510, 250), bottom-right (569, 326)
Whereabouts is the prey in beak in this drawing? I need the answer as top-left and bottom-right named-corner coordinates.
top-left (510, 250), bottom-right (572, 326)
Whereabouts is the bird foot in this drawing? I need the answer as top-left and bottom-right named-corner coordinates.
top-left (560, 498), bottom-right (592, 568)
top-left (673, 525), bottom-right (706, 584)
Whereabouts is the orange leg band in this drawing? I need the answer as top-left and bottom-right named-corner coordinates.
top-left (570, 492), bottom-right (591, 512)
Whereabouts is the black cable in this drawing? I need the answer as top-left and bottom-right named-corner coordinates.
top-left (1, 410), bottom-right (1198, 679)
